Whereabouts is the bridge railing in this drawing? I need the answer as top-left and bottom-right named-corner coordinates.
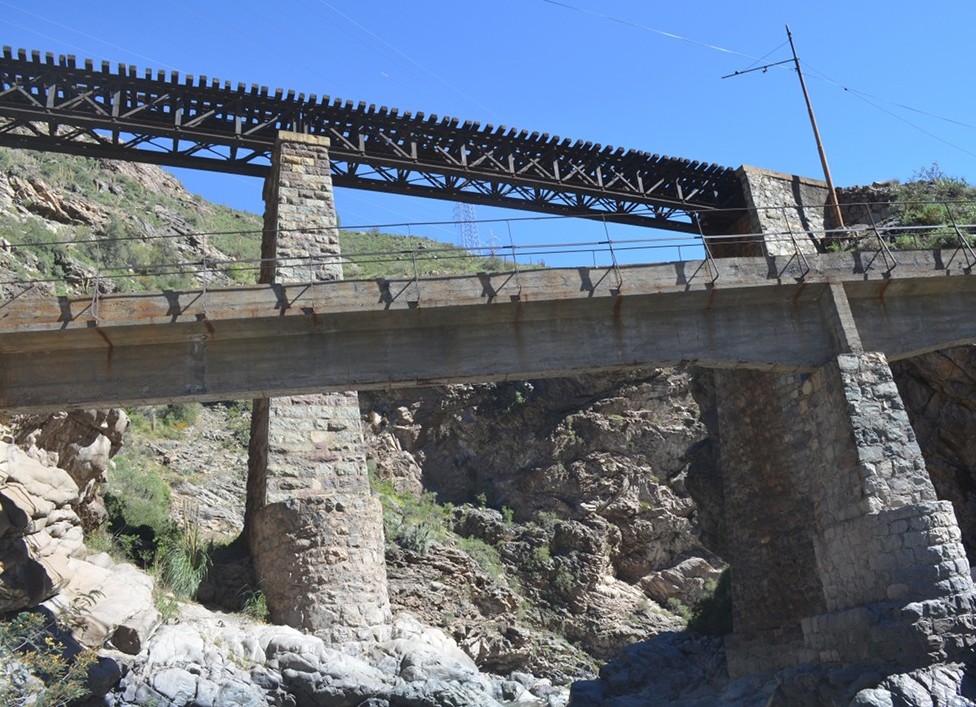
top-left (1, 199), bottom-right (975, 301)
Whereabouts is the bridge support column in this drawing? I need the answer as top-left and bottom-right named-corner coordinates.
top-left (715, 353), bottom-right (976, 677)
top-left (246, 132), bottom-right (392, 650)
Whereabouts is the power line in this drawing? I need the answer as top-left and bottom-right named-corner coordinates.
top-left (838, 89), bottom-right (976, 160)
top-left (316, 0), bottom-right (497, 119)
top-left (540, 0), bottom-right (762, 61)
top-left (799, 60), bottom-right (976, 132)
top-left (542, 1), bottom-right (975, 162)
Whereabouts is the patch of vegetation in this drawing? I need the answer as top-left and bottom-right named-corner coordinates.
top-left (687, 568), bottom-right (733, 636)
top-left (534, 510), bottom-right (561, 531)
top-left (125, 403), bottom-right (201, 440)
top-left (220, 400), bottom-right (253, 448)
top-left (0, 146), bottom-right (540, 297)
top-left (103, 456), bottom-right (214, 603)
top-left (241, 589), bottom-right (269, 623)
top-left (551, 562), bottom-right (577, 598)
top-left (0, 591), bottom-right (101, 706)
top-left (528, 545), bottom-right (553, 570)
top-left (158, 510), bottom-right (212, 600)
top-left (104, 455), bottom-right (173, 556)
top-left (892, 164), bottom-right (976, 250)
top-left (338, 229), bottom-right (511, 280)
top-left (666, 597), bottom-right (693, 622)
top-left (371, 477), bottom-right (453, 554)
top-left (458, 536), bottom-right (505, 579)
top-left (502, 506), bottom-right (515, 525)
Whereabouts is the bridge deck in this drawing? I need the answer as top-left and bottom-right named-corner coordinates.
top-left (0, 46), bottom-right (744, 232)
top-left (0, 251), bottom-right (973, 412)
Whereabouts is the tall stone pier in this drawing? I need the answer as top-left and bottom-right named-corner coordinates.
top-left (246, 132), bottom-right (392, 650)
top-left (713, 175), bottom-right (976, 677)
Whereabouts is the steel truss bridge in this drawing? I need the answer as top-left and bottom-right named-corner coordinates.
top-left (0, 46), bottom-right (745, 234)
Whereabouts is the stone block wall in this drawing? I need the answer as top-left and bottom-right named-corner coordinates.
top-left (267, 393), bottom-right (370, 499)
top-left (260, 133), bottom-right (342, 284)
top-left (250, 132), bottom-right (392, 651)
top-left (250, 493), bottom-right (390, 644)
top-left (836, 184), bottom-right (898, 232)
top-left (716, 166), bottom-right (832, 258)
top-left (806, 354), bottom-right (965, 616)
top-left (714, 352), bottom-right (976, 678)
top-left (713, 370), bottom-right (826, 635)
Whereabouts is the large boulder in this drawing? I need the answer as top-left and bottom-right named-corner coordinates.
top-left (0, 441), bottom-right (84, 611)
top-left (109, 605), bottom-right (527, 707)
top-left (45, 554), bottom-right (160, 654)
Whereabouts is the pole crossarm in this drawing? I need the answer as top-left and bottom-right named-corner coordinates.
top-left (0, 47), bottom-right (745, 232)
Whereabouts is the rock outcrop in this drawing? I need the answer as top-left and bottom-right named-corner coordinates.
top-left (107, 606), bottom-right (568, 707)
top-left (363, 370), bottom-right (716, 673)
top-left (0, 440), bottom-right (84, 611)
top-left (15, 408), bottom-right (128, 531)
top-left (0, 420), bottom-right (161, 657)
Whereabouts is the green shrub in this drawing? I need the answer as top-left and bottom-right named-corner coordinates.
top-left (221, 400), bottom-right (253, 448)
top-left (531, 545), bottom-right (552, 565)
top-left (391, 520), bottom-right (436, 554)
top-left (105, 456), bottom-right (172, 544)
top-left (894, 164), bottom-right (976, 250)
top-left (688, 569), bottom-right (733, 635)
top-left (552, 563), bottom-right (577, 597)
top-left (160, 403), bottom-right (201, 430)
top-left (372, 478), bottom-right (451, 555)
top-left (534, 511), bottom-right (561, 531)
top-left (0, 592), bottom-right (101, 706)
top-left (241, 589), bottom-right (269, 622)
top-left (157, 513), bottom-right (211, 599)
top-left (666, 597), bottom-right (692, 622)
top-left (458, 536), bottom-right (505, 579)
top-left (125, 403), bottom-right (201, 439)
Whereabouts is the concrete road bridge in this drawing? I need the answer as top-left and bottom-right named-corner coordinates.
top-left (2, 47), bottom-right (976, 680)
top-left (0, 251), bottom-right (973, 413)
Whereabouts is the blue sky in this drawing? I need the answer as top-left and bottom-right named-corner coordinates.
top-left (3, 1), bottom-right (975, 265)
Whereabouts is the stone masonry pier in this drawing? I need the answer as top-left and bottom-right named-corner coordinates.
top-left (246, 132), bottom-right (391, 651)
top-left (711, 173), bottom-right (976, 677)
top-left (713, 356), bottom-right (976, 677)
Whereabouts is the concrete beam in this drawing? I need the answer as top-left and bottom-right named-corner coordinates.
top-left (0, 251), bottom-right (974, 412)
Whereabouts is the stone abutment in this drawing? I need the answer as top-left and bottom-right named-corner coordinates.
top-left (712, 180), bottom-right (976, 677)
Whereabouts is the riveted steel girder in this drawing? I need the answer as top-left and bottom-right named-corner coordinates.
top-left (0, 47), bottom-right (746, 233)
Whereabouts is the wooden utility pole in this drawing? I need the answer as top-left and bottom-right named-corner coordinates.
top-left (786, 25), bottom-right (845, 231)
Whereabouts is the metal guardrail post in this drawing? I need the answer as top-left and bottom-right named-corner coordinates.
top-left (602, 217), bottom-right (623, 292)
top-left (943, 201), bottom-right (976, 270)
top-left (506, 221), bottom-right (523, 299)
top-left (866, 209), bottom-right (897, 273)
top-left (696, 215), bottom-right (719, 283)
top-left (409, 249), bottom-right (421, 304)
top-left (781, 218), bottom-right (811, 279)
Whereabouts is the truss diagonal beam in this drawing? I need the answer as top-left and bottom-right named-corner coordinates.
top-left (0, 47), bottom-right (746, 232)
